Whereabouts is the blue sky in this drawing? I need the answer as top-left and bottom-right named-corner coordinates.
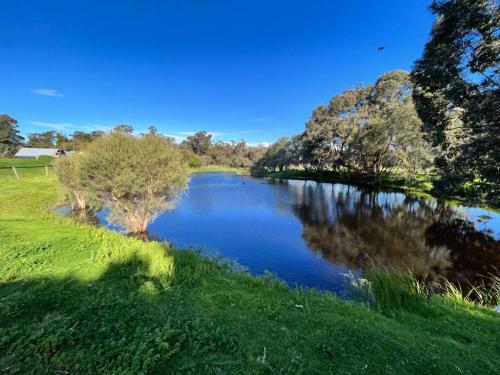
top-left (0, 0), bottom-right (434, 145)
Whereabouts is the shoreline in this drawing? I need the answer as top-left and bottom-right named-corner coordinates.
top-left (255, 169), bottom-right (499, 212)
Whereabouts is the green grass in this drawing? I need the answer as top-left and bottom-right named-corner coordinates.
top-left (368, 270), bottom-right (428, 311)
top-left (0, 175), bottom-right (499, 373)
top-left (189, 165), bottom-right (249, 175)
top-left (0, 157), bottom-right (54, 179)
top-left (0, 156), bottom-right (53, 167)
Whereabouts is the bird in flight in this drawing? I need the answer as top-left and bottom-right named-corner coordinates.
top-left (377, 46), bottom-right (385, 52)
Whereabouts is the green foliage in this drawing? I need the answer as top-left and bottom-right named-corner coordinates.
top-left (181, 131), bottom-right (213, 155)
top-left (180, 132), bottom-right (266, 168)
top-left (411, 0), bottom-right (500, 206)
top-left (70, 130), bottom-right (104, 151)
top-left (79, 131), bottom-right (189, 233)
top-left (251, 137), bottom-right (292, 173)
top-left (0, 114), bottom-right (24, 157)
top-left (209, 140), bottom-right (266, 168)
top-left (54, 154), bottom-right (87, 210)
top-left (114, 124), bottom-right (134, 134)
top-left (184, 151), bottom-right (203, 168)
top-left (27, 130), bottom-right (58, 148)
top-left (0, 175), bottom-right (499, 373)
top-left (253, 71), bottom-right (434, 178)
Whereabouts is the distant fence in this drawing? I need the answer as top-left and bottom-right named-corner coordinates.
top-left (0, 165), bottom-right (53, 179)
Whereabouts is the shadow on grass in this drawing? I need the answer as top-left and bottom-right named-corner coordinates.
top-left (1, 250), bottom-right (499, 374)
top-left (0, 254), bottom-right (242, 374)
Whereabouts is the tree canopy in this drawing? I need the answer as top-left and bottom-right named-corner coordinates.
top-left (79, 131), bottom-right (188, 233)
top-left (181, 131), bottom-right (213, 155)
top-left (254, 70), bottom-right (433, 178)
top-left (411, 0), bottom-right (499, 204)
top-left (0, 114), bottom-right (24, 156)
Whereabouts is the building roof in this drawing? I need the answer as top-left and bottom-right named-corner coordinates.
top-left (15, 148), bottom-right (63, 157)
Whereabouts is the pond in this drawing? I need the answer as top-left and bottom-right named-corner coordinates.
top-left (95, 172), bottom-right (499, 294)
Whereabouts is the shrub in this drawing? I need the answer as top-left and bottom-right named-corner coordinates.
top-left (80, 132), bottom-right (188, 233)
top-left (54, 153), bottom-right (87, 210)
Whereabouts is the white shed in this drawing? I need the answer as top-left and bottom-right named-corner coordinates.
top-left (14, 148), bottom-right (66, 159)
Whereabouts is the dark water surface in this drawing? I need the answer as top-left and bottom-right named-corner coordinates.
top-left (100, 172), bottom-right (500, 294)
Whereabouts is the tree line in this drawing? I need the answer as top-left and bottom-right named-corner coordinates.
top-left (0, 118), bottom-right (267, 169)
top-left (179, 131), bottom-right (267, 168)
top-left (253, 70), bottom-right (433, 179)
top-left (254, 0), bottom-right (499, 206)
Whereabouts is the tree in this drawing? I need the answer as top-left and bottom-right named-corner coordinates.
top-left (71, 130), bottom-right (104, 151)
top-left (411, 0), bottom-right (499, 203)
top-left (252, 137), bottom-right (291, 172)
top-left (27, 131), bottom-right (56, 148)
top-left (54, 154), bottom-right (87, 211)
top-left (114, 124), bottom-right (134, 134)
top-left (353, 70), bottom-right (432, 176)
top-left (304, 86), bottom-right (370, 172)
top-left (0, 114), bottom-right (24, 157)
top-left (79, 132), bottom-right (188, 233)
top-left (147, 125), bottom-right (158, 135)
top-left (298, 70), bottom-right (432, 176)
top-left (55, 133), bottom-right (70, 150)
top-left (182, 131), bottom-right (212, 155)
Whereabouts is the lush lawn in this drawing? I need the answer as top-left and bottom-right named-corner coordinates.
top-left (0, 175), bottom-right (499, 374)
top-left (0, 157), bottom-right (54, 179)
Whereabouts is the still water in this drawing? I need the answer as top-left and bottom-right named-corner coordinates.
top-left (101, 172), bottom-right (500, 294)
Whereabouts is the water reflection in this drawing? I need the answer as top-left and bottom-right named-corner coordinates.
top-left (57, 173), bottom-right (500, 293)
top-left (281, 179), bottom-right (499, 285)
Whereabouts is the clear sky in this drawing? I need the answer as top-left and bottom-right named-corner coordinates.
top-left (0, 0), bottom-right (434, 145)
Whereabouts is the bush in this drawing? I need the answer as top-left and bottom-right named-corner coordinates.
top-left (79, 132), bottom-right (188, 233)
top-left (54, 153), bottom-right (86, 210)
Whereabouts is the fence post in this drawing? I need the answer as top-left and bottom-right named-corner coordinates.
top-left (12, 166), bottom-right (19, 179)
top-left (45, 166), bottom-right (49, 176)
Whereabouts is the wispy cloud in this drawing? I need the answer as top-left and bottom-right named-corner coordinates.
top-left (30, 121), bottom-right (75, 131)
top-left (31, 88), bottom-right (65, 97)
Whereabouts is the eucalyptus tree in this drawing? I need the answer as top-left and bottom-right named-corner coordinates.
top-left (411, 0), bottom-right (499, 203)
top-left (0, 114), bottom-right (24, 157)
top-left (252, 137), bottom-right (291, 172)
top-left (301, 70), bottom-right (431, 176)
top-left (182, 131), bottom-right (213, 156)
top-left (27, 131), bottom-right (57, 148)
top-left (353, 70), bottom-right (433, 176)
top-left (79, 131), bottom-right (188, 233)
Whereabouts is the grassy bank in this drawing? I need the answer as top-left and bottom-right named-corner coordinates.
top-left (256, 169), bottom-right (435, 197)
top-left (0, 175), bottom-right (499, 373)
top-left (189, 164), bottom-right (249, 174)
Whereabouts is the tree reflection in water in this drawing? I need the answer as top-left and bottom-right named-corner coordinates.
top-left (283, 180), bottom-right (500, 286)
